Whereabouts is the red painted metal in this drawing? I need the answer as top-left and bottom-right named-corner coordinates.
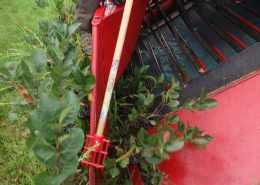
top-left (212, 46), bottom-right (228, 62)
top-left (160, 72), bottom-right (260, 185)
top-left (90, 0), bottom-right (149, 134)
top-left (128, 165), bottom-right (143, 185)
top-left (82, 135), bottom-right (110, 168)
top-left (89, 1), bottom-right (149, 184)
top-left (223, 29), bottom-right (248, 49)
top-left (229, 9), bottom-right (260, 33)
top-left (194, 53), bottom-right (207, 72)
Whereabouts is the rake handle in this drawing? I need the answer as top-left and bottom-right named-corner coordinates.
top-left (96, 0), bottom-right (134, 137)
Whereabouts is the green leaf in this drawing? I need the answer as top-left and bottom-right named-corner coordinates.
top-left (192, 127), bottom-right (200, 138)
top-left (145, 157), bottom-right (162, 164)
top-left (39, 93), bottom-right (61, 112)
top-left (199, 89), bottom-right (207, 101)
top-left (48, 46), bottom-right (65, 64)
top-left (183, 99), bottom-right (196, 111)
top-left (68, 23), bottom-right (81, 35)
top-left (156, 74), bottom-right (164, 84)
top-left (62, 91), bottom-right (80, 125)
top-left (150, 120), bottom-right (157, 126)
top-left (8, 112), bottom-right (18, 122)
top-left (58, 157), bottom-right (78, 182)
top-left (168, 100), bottom-right (180, 109)
top-left (128, 108), bottom-right (137, 122)
top-left (197, 99), bottom-right (218, 110)
top-left (140, 159), bottom-right (149, 172)
top-left (20, 60), bottom-right (32, 77)
top-left (0, 67), bottom-right (11, 79)
top-left (59, 107), bottom-right (72, 124)
top-left (119, 160), bottom-right (128, 168)
top-left (74, 69), bottom-right (85, 85)
top-left (20, 61), bottom-right (35, 89)
top-left (110, 167), bottom-right (120, 178)
top-left (142, 148), bottom-right (155, 158)
top-left (64, 45), bottom-right (76, 66)
top-left (165, 138), bottom-right (185, 152)
top-left (184, 128), bottom-right (193, 141)
top-left (34, 165), bottom-right (76, 185)
top-left (139, 65), bottom-right (149, 74)
top-left (39, 20), bottom-right (50, 33)
top-left (28, 109), bottom-right (57, 142)
top-left (60, 128), bottom-right (84, 158)
top-left (145, 93), bottom-right (154, 106)
top-left (177, 121), bottom-right (185, 132)
top-left (34, 172), bottom-right (54, 185)
top-left (35, 0), bottom-right (49, 8)
top-left (0, 62), bottom-right (19, 79)
top-left (123, 180), bottom-right (132, 185)
top-left (160, 151), bottom-right (170, 159)
top-left (33, 144), bottom-right (58, 167)
top-left (105, 158), bottom-right (116, 169)
top-left (38, 78), bottom-right (51, 92)
top-left (26, 49), bottom-right (47, 72)
top-left (84, 74), bottom-right (95, 91)
top-left (137, 128), bottom-right (151, 146)
top-left (168, 90), bottom-right (180, 100)
top-left (52, 22), bottom-right (68, 40)
top-left (193, 136), bottom-right (213, 146)
top-left (170, 77), bottom-right (180, 90)
top-left (164, 115), bottom-right (179, 125)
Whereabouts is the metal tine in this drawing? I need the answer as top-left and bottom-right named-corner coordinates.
top-left (153, 0), bottom-right (207, 73)
top-left (231, 0), bottom-right (260, 18)
top-left (140, 39), bottom-right (163, 74)
top-left (196, 2), bottom-right (247, 52)
top-left (137, 39), bottom-right (168, 90)
top-left (136, 46), bottom-right (145, 67)
top-left (174, 0), bottom-right (226, 63)
top-left (136, 46), bottom-right (154, 90)
top-left (145, 7), bottom-right (188, 83)
top-left (212, 0), bottom-right (260, 41)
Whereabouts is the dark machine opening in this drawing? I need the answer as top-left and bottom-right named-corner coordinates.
top-left (130, 0), bottom-right (259, 105)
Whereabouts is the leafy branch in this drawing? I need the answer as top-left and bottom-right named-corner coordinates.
top-left (0, 0), bottom-right (95, 184)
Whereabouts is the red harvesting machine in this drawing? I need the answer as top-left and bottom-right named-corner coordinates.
top-left (84, 0), bottom-right (260, 184)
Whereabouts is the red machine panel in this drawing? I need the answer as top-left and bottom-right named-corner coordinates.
top-left (90, 0), bottom-right (149, 134)
top-left (160, 73), bottom-right (260, 185)
top-left (89, 1), bottom-right (260, 184)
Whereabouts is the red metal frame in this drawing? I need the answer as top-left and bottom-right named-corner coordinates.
top-left (89, 1), bottom-right (149, 184)
top-left (159, 72), bottom-right (260, 185)
top-left (82, 135), bottom-right (110, 168)
top-left (90, 0), bottom-right (149, 135)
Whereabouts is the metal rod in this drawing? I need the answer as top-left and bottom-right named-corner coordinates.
top-left (174, 0), bottom-right (226, 63)
top-left (96, 0), bottom-right (134, 137)
top-left (231, 0), bottom-right (260, 18)
top-left (137, 39), bottom-right (168, 90)
top-left (138, 39), bottom-right (163, 75)
top-left (145, 7), bottom-right (188, 82)
top-left (154, 0), bottom-right (207, 73)
top-left (213, 0), bottom-right (260, 41)
top-left (196, 2), bottom-right (246, 52)
top-left (136, 46), bottom-right (145, 67)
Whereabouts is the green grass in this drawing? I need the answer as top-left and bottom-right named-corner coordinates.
top-left (0, 0), bottom-right (53, 62)
top-left (0, 0), bottom-right (54, 184)
top-left (0, 91), bottom-right (43, 185)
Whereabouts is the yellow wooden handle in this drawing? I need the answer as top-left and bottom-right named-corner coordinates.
top-left (96, 0), bottom-right (134, 137)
